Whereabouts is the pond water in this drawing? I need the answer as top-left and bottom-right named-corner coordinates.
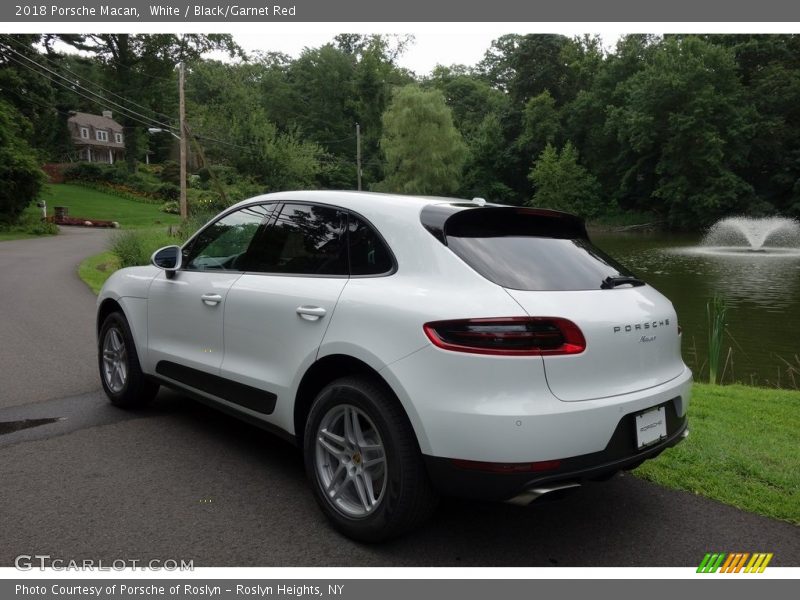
top-left (592, 231), bottom-right (800, 387)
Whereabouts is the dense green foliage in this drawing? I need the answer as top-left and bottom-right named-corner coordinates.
top-left (3, 33), bottom-right (800, 229)
top-left (0, 100), bottom-right (45, 222)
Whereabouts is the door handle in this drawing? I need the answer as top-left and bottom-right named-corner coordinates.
top-left (296, 305), bottom-right (327, 321)
top-left (201, 293), bottom-right (223, 306)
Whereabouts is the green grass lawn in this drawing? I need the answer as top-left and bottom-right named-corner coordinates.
top-left (78, 251), bottom-right (120, 294)
top-left (1, 183), bottom-right (179, 242)
top-left (634, 383), bottom-right (800, 525)
top-left (40, 183), bottom-right (179, 229)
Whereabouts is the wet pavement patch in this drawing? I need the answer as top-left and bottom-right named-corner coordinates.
top-left (0, 418), bottom-right (64, 435)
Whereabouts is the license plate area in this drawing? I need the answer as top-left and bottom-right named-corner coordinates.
top-left (635, 406), bottom-right (667, 449)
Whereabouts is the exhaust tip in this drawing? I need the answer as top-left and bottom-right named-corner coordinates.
top-left (506, 482), bottom-right (582, 506)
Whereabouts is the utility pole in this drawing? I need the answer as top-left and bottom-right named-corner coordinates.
top-left (356, 122), bottom-right (362, 191)
top-left (185, 122), bottom-right (229, 208)
top-left (178, 62), bottom-right (188, 219)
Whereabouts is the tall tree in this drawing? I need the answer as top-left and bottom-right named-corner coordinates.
top-left (708, 35), bottom-right (800, 216)
top-left (516, 90), bottom-right (561, 164)
top-left (0, 34), bottom-right (73, 160)
top-left (528, 142), bottom-right (602, 218)
top-left (186, 60), bottom-right (325, 196)
top-left (606, 36), bottom-right (756, 227)
top-left (424, 65), bottom-right (513, 201)
top-left (376, 85), bottom-right (467, 195)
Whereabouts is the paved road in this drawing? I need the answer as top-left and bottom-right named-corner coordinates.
top-left (0, 230), bottom-right (798, 567)
top-left (0, 226), bottom-right (111, 408)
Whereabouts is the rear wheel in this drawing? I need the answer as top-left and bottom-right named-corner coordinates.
top-left (98, 312), bottom-right (159, 408)
top-left (303, 376), bottom-right (437, 542)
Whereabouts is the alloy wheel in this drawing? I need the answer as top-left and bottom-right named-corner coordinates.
top-left (314, 404), bottom-right (387, 518)
top-left (101, 327), bottom-right (128, 393)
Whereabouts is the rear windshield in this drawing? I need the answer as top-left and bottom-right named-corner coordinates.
top-left (442, 208), bottom-right (636, 291)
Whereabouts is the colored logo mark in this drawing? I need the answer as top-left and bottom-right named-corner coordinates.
top-left (697, 552), bottom-right (773, 573)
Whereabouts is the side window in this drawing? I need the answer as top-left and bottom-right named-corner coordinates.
top-left (348, 214), bottom-right (393, 275)
top-left (183, 204), bottom-right (273, 271)
top-left (243, 203), bottom-right (347, 275)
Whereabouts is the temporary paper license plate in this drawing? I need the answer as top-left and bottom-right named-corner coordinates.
top-left (635, 406), bottom-right (667, 449)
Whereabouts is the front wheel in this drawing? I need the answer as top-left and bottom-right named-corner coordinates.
top-left (303, 376), bottom-right (437, 542)
top-left (98, 311), bottom-right (159, 408)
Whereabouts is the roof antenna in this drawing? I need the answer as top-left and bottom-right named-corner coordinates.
top-left (472, 197), bottom-right (486, 206)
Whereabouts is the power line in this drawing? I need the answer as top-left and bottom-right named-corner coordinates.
top-left (1, 50), bottom-right (178, 133)
top-left (0, 41), bottom-right (176, 131)
top-left (0, 34), bottom-right (177, 125)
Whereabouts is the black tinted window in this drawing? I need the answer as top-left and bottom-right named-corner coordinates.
top-left (348, 215), bottom-right (393, 275)
top-left (244, 204), bottom-right (347, 275)
top-left (444, 210), bottom-right (636, 291)
top-left (184, 204), bottom-right (273, 271)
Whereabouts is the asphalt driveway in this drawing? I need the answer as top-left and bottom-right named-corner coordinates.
top-left (0, 226), bottom-right (110, 408)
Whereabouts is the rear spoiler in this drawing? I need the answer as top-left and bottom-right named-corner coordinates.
top-left (421, 204), bottom-right (589, 244)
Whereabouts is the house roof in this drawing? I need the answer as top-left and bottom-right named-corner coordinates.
top-left (68, 111), bottom-right (125, 150)
top-left (68, 111), bottom-right (124, 132)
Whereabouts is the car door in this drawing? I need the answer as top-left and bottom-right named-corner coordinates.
top-left (147, 204), bottom-right (274, 381)
top-left (220, 203), bottom-right (350, 415)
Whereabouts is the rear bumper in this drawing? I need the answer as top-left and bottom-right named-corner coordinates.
top-left (423, 398), bottom-right (688, 502)
top-left (383, 345), bottom-right (693, 461)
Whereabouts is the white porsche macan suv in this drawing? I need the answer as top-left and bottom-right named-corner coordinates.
top-left (96, 191), bottom-right (691, 541)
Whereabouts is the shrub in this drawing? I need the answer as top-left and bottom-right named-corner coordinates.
top-left (109, 230), bottom-right (148, 268)
top-left (24, 218), bottom-right (59, 235)
top-left (157, 183), bottom-right (180, 201)
top-left (0, 206), bottom-right (59, 236)
top-left (62, 162), bottom-right (112, 183)
top-left (161, 200), bottom-right (180, 214)
top-left (159, 161), bottom-right (181, 185)
top-left (109, 229), bottom-right (179, 268)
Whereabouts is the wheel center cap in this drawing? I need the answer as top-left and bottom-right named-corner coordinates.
top-left (352, 452), bottom-right (362, 464)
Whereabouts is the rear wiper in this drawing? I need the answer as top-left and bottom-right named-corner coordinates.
top-left (601, 275), bottom-right (645, 289)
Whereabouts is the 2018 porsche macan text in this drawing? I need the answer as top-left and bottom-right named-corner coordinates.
top-left (96, 191), bottom-right (691, 541)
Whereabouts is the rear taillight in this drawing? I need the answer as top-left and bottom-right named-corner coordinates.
top-left (423, 317), bottom-right (586, 356)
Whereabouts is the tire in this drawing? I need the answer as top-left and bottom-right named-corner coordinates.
top-left (98, 311), bottom-right (159, 408)
top-left (303, 376), bottom-right (438, 542)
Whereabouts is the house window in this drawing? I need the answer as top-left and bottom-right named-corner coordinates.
top-left (114, 133), bottom-right (123, 144)
top-left (80, 127), bottom-right (89, 139)
top-left (96, 130), bottom-right (109, 142)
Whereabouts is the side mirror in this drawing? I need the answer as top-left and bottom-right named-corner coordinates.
top-left (151, 245), bottom-right (182, 277)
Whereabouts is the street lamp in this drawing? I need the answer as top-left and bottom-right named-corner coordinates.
top-left (147, 127), bottom-right (179, 140)
top-left (147, 126), bottom-right (187, 219)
